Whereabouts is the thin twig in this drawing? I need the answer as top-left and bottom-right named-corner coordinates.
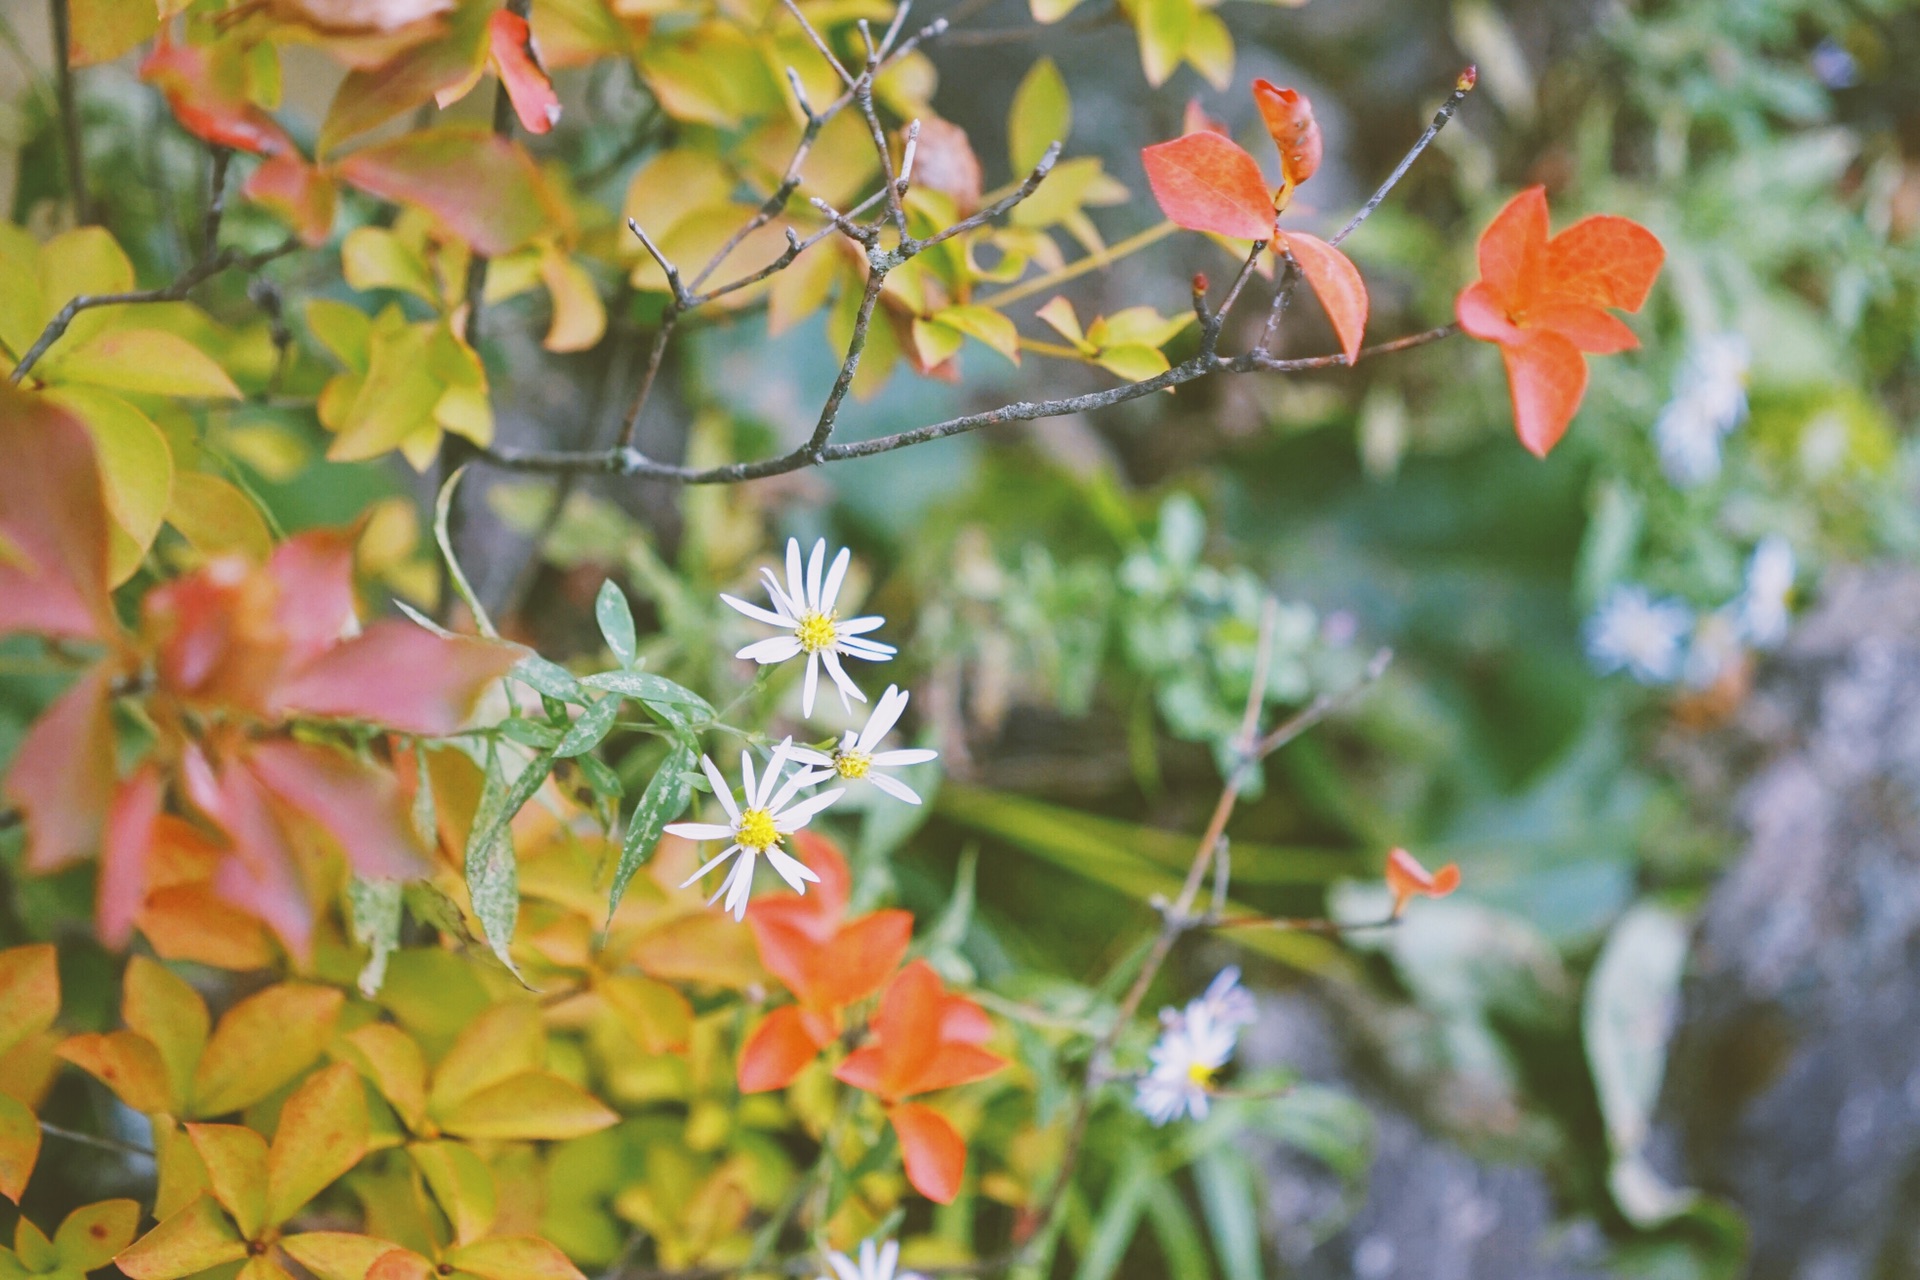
top-left (39, 1120), bottom-right (153, 1159)
top-left (1330, 67), bottom-right (1477, 247)
top-left (49, 0), bottom-right (89, 224)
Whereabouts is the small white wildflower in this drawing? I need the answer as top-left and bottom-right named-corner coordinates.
top-left (722, 538), bottom-right (896, 717)
top-left (1682, 608), bottom-right (1745, 690)
top-left (821, 1239), bottom-right (918, 1280)
top-left (1586, 586), bottom-right (1694, 685)
top-left (1737, 535), bottom-right (1795, 648)
top-left (1654, 333), bottom-right (1750, 487)
top-left (1134, 970), bottom-right (1251, 1126)
top-left (664, 739), bottom-right (843, 920)
top-left (791, 684), bottom-right (938, 805)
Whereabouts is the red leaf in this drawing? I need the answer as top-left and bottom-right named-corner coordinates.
top-left (268, 621), bottom-right (521, 735)
top-left (808, 910), bottom-right (912, 1009)
top-left (1181, 98), bottom-right (1229, 138)
top-left (1251, 80), bottom-right (1322, 189)
top-left (832, 1046), bottom-right (887, 1096)
top-left (189, 752), bottom-right (314, 962)
top-left (1545, 215), bottom-right (1665, 312)
top-left (100, 765), bottom-right (163, 949)
top-left (336, 129), bottom-right (559, 255)
top-left (1500, 329), bottom-right (1587, 459)
top-left (243, 155), bottom-right (338, 248)
top-left (0, 384), bottom-right (116, 642)
top-left (1475, 185), bottom-right (1549, 306)
top-left (4, 668), bottom-right (116, 873)
top-left (487, 11), bottom-right (561, 135)
top-left (1140, 132), bottom-right (1275, 242)
top-left (1528, 302), bottom-right (1639, 355)
top-left (1385, 846), bottom-right (1462, 915)
top-left (737, 1006), bottom-right (833, 1093)
top-left (1280, 231), bottom-right (1367, 364)
top-left (140, 38), bottom-right (296, 158)
top-left (889, 1103), bottom-right (966, 1204)
top-left (267, 529), bottom-right (361, 668)
top-left (1453, 280), bottom-right (1523, 345)
top-left (244, 741), bottom-right (430, 881)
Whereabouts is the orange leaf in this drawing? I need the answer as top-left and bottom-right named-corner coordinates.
top-left (116, 1195), bottom-right (249, 1280)
top-left (318, 5), bottom-right (492, 155)
top-left (0, 1094), bottom-right (37, 1202)
top-left (59, 1031), bottom-right (175, 1115)
top-left (265, 1063), bottom-right (370, 1226)
top-left (336, 129), bottom-right (558, 256)
top-left (1475, 186), bottom-right (1549, 307)
top-left (0, 384), bottom-right (116, 641)
top-left (244, 156), bottom-right (338, 248)
top-left (889, 1102), bottom-right (966, 1204)
top-left (1140, 132), bottom-right (1275, 242)
top-left (487, 11), bottom-right (561, 134)
top-left (1384, 846), bottom-right (1462, 916)
top-left (737, 1006), bottom-right (834, 1094)
top-left (0, 944), bottom-right (60, 1060)
top-left (367, 1248), bottom-right (437, 1280)
top-left (1251, 80), bottom-right (1321, 189)
top-left (1544, 215), bottom-right (1665, 312)
top-left (140, 38), bottom-right (296, 158)
top-left (808, 910), bottom-right (913, 1009)
top-left (1279, 230), bottom-right (1367, 364)
top-left (1527, 302), bottom-right (1640, 355)
top-left (1500, 328), bottom-right (1588, 459)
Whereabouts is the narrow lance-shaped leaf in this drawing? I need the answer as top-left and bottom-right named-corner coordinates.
top-left (595, 580), bottom-right (637, 667)
top-left (607, 740), bottom-right (696, 925)
top-left (554, 696), bottom-right (620, 759)
top-left (433, 466), bottom-right (497, 638)
top-left (581, 670), bottom-right (714, 721)
top-left (466, 748), bottom-right (553, 979)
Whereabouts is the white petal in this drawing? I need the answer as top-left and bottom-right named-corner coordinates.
top-left (801, 651), bottom-right (820, 718)
top-left (806, 539), bottom-right (827, 613)
top-left (821, 650), bottom-right (867, 709)
top-left (759, 737), bottom-right (793, 807)
top-left (698, 755), bottom-right (740, 823)
top-left (720, 592), bottom-right (791, 628)
top-left (739, 748), bottom-right (757, 809)
top-left (870, 747), bottom-right (937, 767)
top-left (857, 684), bottom-right (908, 752)
top-left (837, 614), bottom-right (887, 636)
top-left (760, 567), bottom-right (799, 619)
top-left (773, 787), bottom-right (844, 829)
top-left (680, 844), bottom-right (742, 888)
top-left (829, 1256), bottom-right (862, 1280)
top-left (789, 746), bottom-right (835, 766)
top-left (785, 539), bottom-right (807, 615)
top-left (736, 634), bottom-right (804, 664)
top-left (878, 1241), bottom-right (899, 1280)
top-left (766, 844), bottom-right (820, 892)
top-left (866, 772), bottom-right (922, 805)
top-left (837, 636), bottom-right (897, 660)
top-left (768, 764), bottom-right (827, 814)
top-left (720, 852), bottom-right (756, 919)
top-left (822, 546), bottom-right (851, 612)
top-left (663, 822), bottom-right (736, 841)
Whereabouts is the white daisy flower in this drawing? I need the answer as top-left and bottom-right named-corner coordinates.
top-left (722, 538), bottom-right (896, 718)
top-left (664, 738), bottom-right (843, 920)
top-left (1180, 966), bottom-right (1258, 1032)
top-left (791, 684), bottom-right (939, 805)
top-left (1135, 994), bottom-right (1241, 1126)
top-left (1737, 535), bottom-right (1795, 649)
top-left (1682, 608), bottom-right (1745, 690)
top-left (1585, 586), bottom-right (1694, 685)
top-left (820, 1239), bottom-right (918, 1280)
top-left (1654, 333), bottom-right (1749, 488)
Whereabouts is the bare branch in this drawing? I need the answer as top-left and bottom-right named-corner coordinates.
top-left (50, 0), bottom-right (89, 224)
top-left (1331, 66), bottom-right (1477, 247)
top-left (779, 0), bottom-right (855, 87)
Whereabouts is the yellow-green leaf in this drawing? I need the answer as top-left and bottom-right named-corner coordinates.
top-left (166, 471), bottom-right (273, 566)
top-left (433, 1072), bottom-right (617, 1141)
top-left (1087, 306), bottom-right (1193, 351)
top-left (1030, 0), bottom-right (1085, 23)
top-left (120, 957), bottom-right (209, 1112)
top-left (538, 247), bottom-right (605, 354)
top-left (910, 316), bottom-right (964, 370)
top-left (191, 984), bottom-right (344, 1118)
top-left (115, 1195), bottom-right (248, 1280)
top-left (151, 1116), bottom-right (209, 1222)
top-left (428, 1003), bottom-right (544, 1114)
top-left (442, 1235), bottom-right (585, 1280)
top-left (342, 228), bottom-right (442, 306)
top-left (1034, 296), bottom-right (1089, 351)
top-left (282, 1233), bottom-right (407, 1280)
top-left (930, 304), bottom-right (1021, 364)
top-left (305, 299), bottom-right (373, 373)
top-left (0, 1094), bottom-right (37, 1203)
top-left (42, 329), bottom-right (241, 399)
top-left (326, 323), bottom-right (442, 462)
top-left (339, 1024), bottom-right (428, 1134)
top-left (0, 945), bottom-right (58, 1060)
top-left (408, 1141), bottom-right (496, 1246)
top-left (1135, 0), bottom-right (1195, 88)
top-left (597, 974), bottom-right (693, 1055)
top-left (1185, 10), bottom-right (1234, 90)
top-left (1008, 58), bottom-right (1071, 175)
top-left (66, 0), bottom-right (157, 66)
top-left (185, 1124), bottom-right (270, 1239)
top-left (56, 1198), bottom-right (142, 1270)
top-left (57, 1031), bottom-right (175, 1115)
top-left (43, 387), bottom-right (174, 583)
top-left (265, 1063), bottom-right (369, 1226)
top-left (1094, 343), bottom-right (1171, 382)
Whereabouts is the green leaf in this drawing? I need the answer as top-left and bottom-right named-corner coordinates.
top-left (1009, 57), bottom-right (1071, 175)
top-left (581, 670), bottom-right (714, 720)
top-left (347, 876), bottom-right (403, 999)
top-left (43, 329), bottom-right (241, 399)
top-left (498, 718), bottom-right (563, 749)
top-left (1075, 1152), bottom-right (1153, 1280)
top-left (1141, 1176), bottom-right (1211, 1280)
top-left (434, 466), bottom-right (498, 638)
top-left (514, 654), bottom-right (588, 705)
top-left (595, 580), bottom-right (638, 667)
top-left (1193, 1150), bottom-right (1261, 1280)
top-left (574, 754), bottom-right (624, 800)
top-left (607, 741), bottom-right (695, 924)
top-left (930, 305), bottom-right (1021, 364)
top-left (555, 696), bottom-right (620, 759)
top-left (466, 749), bottom-right (553, 981)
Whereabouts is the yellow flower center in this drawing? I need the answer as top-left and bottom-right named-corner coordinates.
top-left (1186, 1061), bottom-right (1216, 1088)
top-left (834, 749), bottom-right (872, 780)
top-left (736, 808), bottom-right (778, 850)
top-left (795, 610), bottom-right (838, 653)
